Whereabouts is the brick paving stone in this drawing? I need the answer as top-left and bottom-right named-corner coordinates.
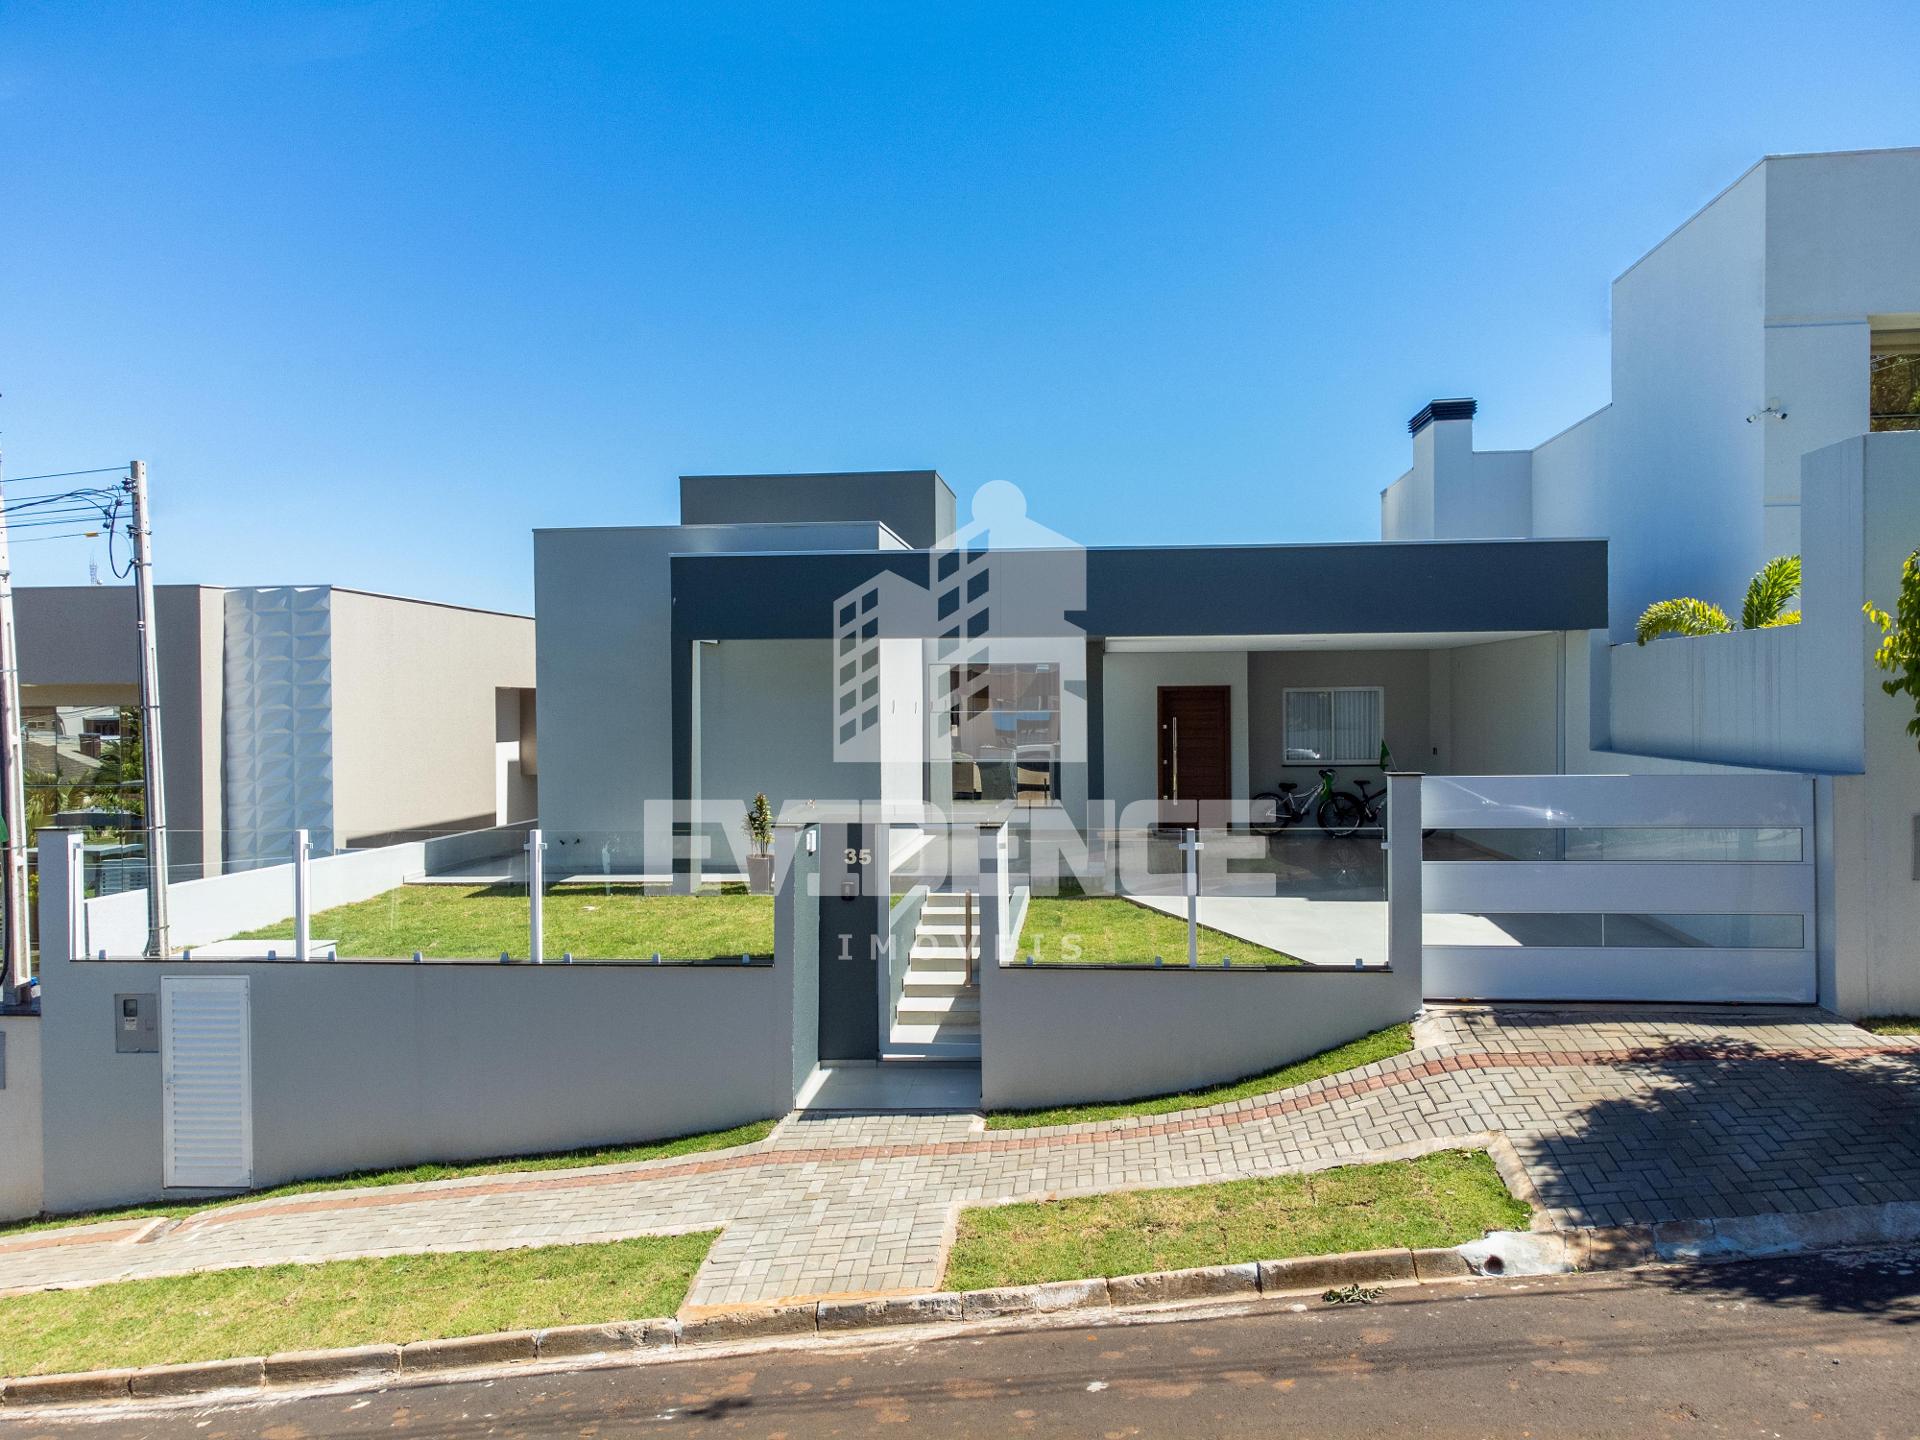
top-left (2, 1007), bottom-right (1918, 1306)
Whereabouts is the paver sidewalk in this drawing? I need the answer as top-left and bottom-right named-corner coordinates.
top-left (3, 1007), bottom-right (1918, 1309)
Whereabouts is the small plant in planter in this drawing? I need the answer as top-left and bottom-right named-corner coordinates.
top-left (744, 792), bottom-right (776, 895)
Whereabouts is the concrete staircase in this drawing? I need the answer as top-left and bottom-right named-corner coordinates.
top-left (886, 892), bottom-right (982, 1062)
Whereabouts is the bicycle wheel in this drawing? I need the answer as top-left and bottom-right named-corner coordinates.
top-left (1250, 792), bottom-right (1282, 829)
top-left (1316, 791), bottom-right (1365, 838)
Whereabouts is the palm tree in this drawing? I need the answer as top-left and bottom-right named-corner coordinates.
top-left (1635, 555), bottom-right (1801, 645)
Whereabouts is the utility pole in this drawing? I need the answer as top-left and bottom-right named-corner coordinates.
top-left (129, 461), bottom-right (170, 959)
top-left (0, 455), bottom-right (31, 1000)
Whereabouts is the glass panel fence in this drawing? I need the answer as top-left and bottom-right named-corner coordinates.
top-left (327, 828), bottom-right (530, 963)
top-left (540, 829), bottom-right (770, 963)
top-left (995, 804), bottom-right (1385, 969)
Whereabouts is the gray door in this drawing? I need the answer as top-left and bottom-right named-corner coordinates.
top-left (817, 823), bottom-right (882, 1061)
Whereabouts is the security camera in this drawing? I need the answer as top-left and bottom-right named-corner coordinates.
top-left (1746, 405), bottom-right (1788, 424)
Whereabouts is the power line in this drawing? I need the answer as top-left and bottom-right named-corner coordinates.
top-left (1, 466), bottom-right (128, 484)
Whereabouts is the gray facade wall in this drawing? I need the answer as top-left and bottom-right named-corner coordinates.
top-left (0, 1017), bottom-right (44, 1220)
top-left (979, 961), bottom-right (1419, 1110)
top-left (534, 521), bottom-right (901, 856)
top-left (18, 584), bottom-right (226, 876)
top-left (679, 471), bottom-right (955, 548)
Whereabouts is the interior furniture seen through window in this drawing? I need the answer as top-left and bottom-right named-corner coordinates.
top-left (1283, 686), bottom-right (1384, 765)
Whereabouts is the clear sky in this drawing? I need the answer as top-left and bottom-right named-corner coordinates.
top-left (3, 1), bottom-right (1915, 613)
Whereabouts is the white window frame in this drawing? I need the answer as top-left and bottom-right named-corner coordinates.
top-left (1282, 686), bottom-right (1385, 766)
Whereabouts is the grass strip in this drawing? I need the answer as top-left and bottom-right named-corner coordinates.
top-left (237, 883), bottom-right (775, 961)
top-left (1859, 1016), bottom-right (1920, 1035)
top-left (943, 1149), bottom-right (1526, 1290)
top-left (0, 1119), bottom-right (776, 1238)
top-left (0, 1233), bottom-right (716, 1377)
top-left (1013, 892), bottom-right (1304, 967)
top-left (985, 1022), bottom-right (1412, 1130)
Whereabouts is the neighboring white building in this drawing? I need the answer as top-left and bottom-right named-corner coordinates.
top-left (20, 584), bottom-right (537, 874)
top-left (1381, 147), bottom-right (1920, 1015)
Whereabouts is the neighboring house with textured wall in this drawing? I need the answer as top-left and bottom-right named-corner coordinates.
top-left (18, 584), bottom-right (536, 873)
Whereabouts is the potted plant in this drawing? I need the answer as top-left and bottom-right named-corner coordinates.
top-left (744, 792), bottom-right (775, 894)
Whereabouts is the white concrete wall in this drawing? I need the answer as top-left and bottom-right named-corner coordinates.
top-left (1529, 407), bottom-right (1610, 542)
top-left (1380, 415), bottom-right (1529, 542)
top-left (1100, 650), bottom-right (1249, 814)
top-left (328, 590), bottom-right (535, 843)
top-left (0, 1018), bottom-right (44, 1221)
top-left (1605, 164), bottom-right (1770, 640)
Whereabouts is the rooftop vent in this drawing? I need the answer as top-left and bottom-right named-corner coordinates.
top-left (1408, 398), bottom-right (1477, 435)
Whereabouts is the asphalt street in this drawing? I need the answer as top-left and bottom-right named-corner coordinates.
top-left (11, 1249), bottom-right (1920, 1438)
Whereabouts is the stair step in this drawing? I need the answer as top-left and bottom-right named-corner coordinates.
top-left (896, 994), bottom-right (981, 1020)
top-left (902, 969), bottom-right (972, 990)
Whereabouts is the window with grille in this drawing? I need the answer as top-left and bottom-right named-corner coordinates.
top-left (1282, 687), bottom-right (1384, 765)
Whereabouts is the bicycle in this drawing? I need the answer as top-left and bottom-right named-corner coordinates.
top-left (1318, 776), bottom-right (1382, 839)
top-left (1249, 769), bottom-right (1347, 833)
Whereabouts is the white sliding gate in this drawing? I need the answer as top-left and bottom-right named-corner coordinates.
top-left (1420, 774), bottom-right (1817, 1004)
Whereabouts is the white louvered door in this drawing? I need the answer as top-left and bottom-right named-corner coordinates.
top-left (161, 975), bottom-right (254, 1189)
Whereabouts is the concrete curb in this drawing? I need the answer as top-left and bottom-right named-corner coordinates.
top-left (8, 1207), bottom-right (1919, 1408)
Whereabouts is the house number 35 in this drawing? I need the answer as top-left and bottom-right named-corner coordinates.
top-left (844, 847), bottom-right (872, 866)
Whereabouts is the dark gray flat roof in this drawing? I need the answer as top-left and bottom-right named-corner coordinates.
top-left (668, 538), bottom-right (1608, 640)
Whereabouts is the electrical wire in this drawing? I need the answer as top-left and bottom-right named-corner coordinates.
top-left (0, 467), bottom-right (128, 484)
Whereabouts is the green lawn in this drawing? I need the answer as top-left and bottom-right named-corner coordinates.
top-left (986, 1023), bottom-right (1413, 1130)
top-left (1860, 1016), bottom-right (1920, 1035)
top-left (1013, 889), bottom-right (1302, 967)
top-left (0, 1233), bottom-right (716, 1377)
top-left (943, 1149), bottom-right (1526, 1291)
top-left (237, 882), bottom-right (774, 961)
top-left (0, 1118), bottom-right (776, 1238)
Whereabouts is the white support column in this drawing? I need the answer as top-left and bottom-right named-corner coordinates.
top-left (293, 829), bottom-right (311, 962)
top-left (976, 824), bottom-right (1009, 968)
top-left (528, 828), bottom-right (545, 964)
top-left (1385, 772), bottom-right (1424, 987)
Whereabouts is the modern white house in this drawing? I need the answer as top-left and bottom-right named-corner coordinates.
top-left (533, 147), bottom-right (1920, 1023)
top-left (8, 147), bottom-right (1917, 1221)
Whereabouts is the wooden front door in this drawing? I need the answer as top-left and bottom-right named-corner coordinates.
top-left (1157, 686), bottom-right (1231, 828)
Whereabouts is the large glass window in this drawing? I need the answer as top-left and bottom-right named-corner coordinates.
top-left (1283, 687), bottom-right (1383, 765)
top-left (1872, 328), bottom-right (1920, 433)
top-left (944, 663), bottom-right (1061, 803)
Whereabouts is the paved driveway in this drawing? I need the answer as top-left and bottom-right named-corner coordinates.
top-left (3, 1008), bottom-right (1917, 1310)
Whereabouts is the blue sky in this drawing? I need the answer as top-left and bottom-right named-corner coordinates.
top-left (2, 1), bottom-right (1915, 613)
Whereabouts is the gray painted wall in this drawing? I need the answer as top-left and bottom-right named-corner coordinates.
top-left (679, 471), bottom-right (956, 549)
top-left (0, 1018), bottom-right (44, 1220)
top-left (19, 584), bottom-right (226, 876)
top-left (979, 960), bottom-right (1418, 1110)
